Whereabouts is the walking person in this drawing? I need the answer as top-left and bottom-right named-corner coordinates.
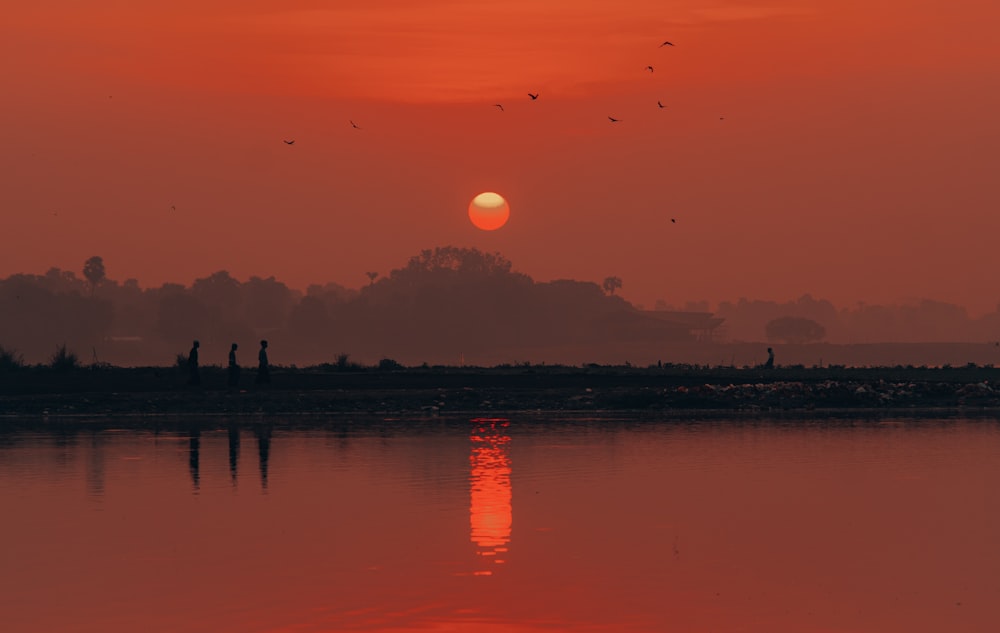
top-left (188, 340), bottom-right (201, 385)
top-left (256, 340), bottom-right (270, 385)
top-left (228, 343), bottom-right (240, 390)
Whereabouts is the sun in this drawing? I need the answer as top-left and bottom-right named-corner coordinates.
top-left (469, 192), bottom-right (510, 231)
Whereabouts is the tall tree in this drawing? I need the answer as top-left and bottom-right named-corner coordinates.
top-left (602, 276), bottom-right (623, 296)
top-left (83, 256), bottom-right (106, 294)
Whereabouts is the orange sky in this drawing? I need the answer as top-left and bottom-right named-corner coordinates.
top-left (2, 1), bottom-right (999, 313)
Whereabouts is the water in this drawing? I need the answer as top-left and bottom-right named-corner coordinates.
top-left (1, 416), bottom-right (998, 633)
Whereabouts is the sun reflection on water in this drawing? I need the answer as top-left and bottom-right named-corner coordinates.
top-left (469, 418), bottom-right (512, 574)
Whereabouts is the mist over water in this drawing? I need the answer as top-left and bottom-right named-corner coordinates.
top-left (2, 416), bottom-right (998, 633)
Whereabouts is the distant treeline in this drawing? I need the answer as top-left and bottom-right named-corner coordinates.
top-left (1, 247), bottom-right (649, 366)
top-left (705, 295), bottom-right (1000, 345)
top-left (2, 246), bottom-right (998, 367)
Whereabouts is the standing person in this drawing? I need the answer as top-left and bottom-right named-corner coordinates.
top-left (256, 340), bottom-right (270, 385)
top-left (764, 347), bottom-right (775, 369)
top-left (188, 340), bottom-right (201, 385)
top-left (228, 343), bottom-right (240, 389)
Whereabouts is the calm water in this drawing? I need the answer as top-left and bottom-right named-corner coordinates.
top-left (1, 416), bottom-right (998, 633)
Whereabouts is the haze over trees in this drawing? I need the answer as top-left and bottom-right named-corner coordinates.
top-left (1, 247), bottom-right (1000, 367)
top-left (765, 317), bottom-right (826, 344)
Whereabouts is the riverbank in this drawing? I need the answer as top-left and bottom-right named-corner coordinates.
top-left (2, 364), bottom-right (1000, 418)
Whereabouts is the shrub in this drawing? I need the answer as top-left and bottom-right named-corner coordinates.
top-left (330, 353), bottom-right (364, 372)
top-left (0, 346), bottom-right (24, 370)
top-left (50, 344), bottom-right (79, 371)
top-left (378, 358), bottom-right (403, 371)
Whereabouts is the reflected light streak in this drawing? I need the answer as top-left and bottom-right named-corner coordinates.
top-left (469, 418), bottom-right (512, 573)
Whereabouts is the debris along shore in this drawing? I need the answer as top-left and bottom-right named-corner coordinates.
top-left (2, 364), bottom-right (999, 417)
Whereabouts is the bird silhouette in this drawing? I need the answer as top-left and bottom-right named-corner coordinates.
top-left (646, 65), bottom-right (654, 73)
top-left (494, 104), bottom-right (504, 111)
top-left (660, 41), bottom-right (674, 47)
top-left (658, 101), bottom-right (666, 109)
top-left (283, 140), bottom-right (295, 145)
top-left (608, 116), bottom-right (620, 123)
top-left (170, 205), bottom-right (176, 211)
top-left (528, 93), bottom-right (539, 100)
top-left (670, 218), bottom-right (676, 223)
top-left (350, 120), bottom-right (361, 129)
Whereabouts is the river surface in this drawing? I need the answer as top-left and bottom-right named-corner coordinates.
top-left (1, 416), bottom-right (998, 632)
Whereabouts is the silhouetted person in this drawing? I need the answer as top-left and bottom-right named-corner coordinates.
top-left (764, 347), bottom-right (775, 369)
top-left (256, 340), bottom-right (270, 385)
top-left (228, 343), bottom-right (240, 389)
top-left (188, 340), bottom-right (200, 385)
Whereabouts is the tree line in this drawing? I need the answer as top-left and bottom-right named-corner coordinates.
top-left (3, 248), bottom-right (998, 367)
top-left (1, 247), bottom-right (644, 366)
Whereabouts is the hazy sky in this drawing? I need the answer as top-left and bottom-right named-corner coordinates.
top-left (3, 1), bottom-right (998, 312)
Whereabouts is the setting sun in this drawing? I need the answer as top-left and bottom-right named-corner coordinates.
top-left (469, 192), bottom-right (510, 231)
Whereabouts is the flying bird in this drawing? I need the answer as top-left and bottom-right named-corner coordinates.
top-left (283, 139), bottom-right (295, 145)
top-left (170, 205), bottom-right (176, 211)
top-left (670, 218), bottom-right (676, 223)
top-left (350, 120), bottom-right (361, 129)
top-left (660, 41), bottom-right (674, 47)
top-left (646, 65), bottom-right (654, 73)
top-left (608, 116), bottom-right (620, 123)
top-left (658, 101), bottom-right (666, 109)
top-left (494, 104), bottom-right (504, 111)
top-left (528, 93), bottom-right (539, 100)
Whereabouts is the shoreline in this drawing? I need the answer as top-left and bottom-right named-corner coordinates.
top-left (2, 365), bottom-right (1000, 420)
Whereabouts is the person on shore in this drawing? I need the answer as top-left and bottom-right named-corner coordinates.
top-left (256, 340), bottom-right (270, 385)
top-left (764, 347), bottom-right (775, 369)
top-left (228, 343), bottom-right (240, 389)
top-left (188, 340), bottom-right (201, 385)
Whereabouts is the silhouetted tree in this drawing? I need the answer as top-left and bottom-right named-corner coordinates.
top-left (393, 246), bottom-right (514, 278)
top-left (717, 295), bottom-right (840, 342)
top-left (602, 276), bottom-right (623, 296)
top-left (765, 316), bottom-right (826, 344)
top-left (83, 256), bottom-right (106, 294)
top-left (38, 268), bottom-right (86, 295)
top-left (191, 271), bottom-right (242, 313)
top-left (244, 276), bottom-right (296, 330)
top-left (49, 344), bottom-right (79, 371)
top-left (0, 345), bottom-right (24, 370)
